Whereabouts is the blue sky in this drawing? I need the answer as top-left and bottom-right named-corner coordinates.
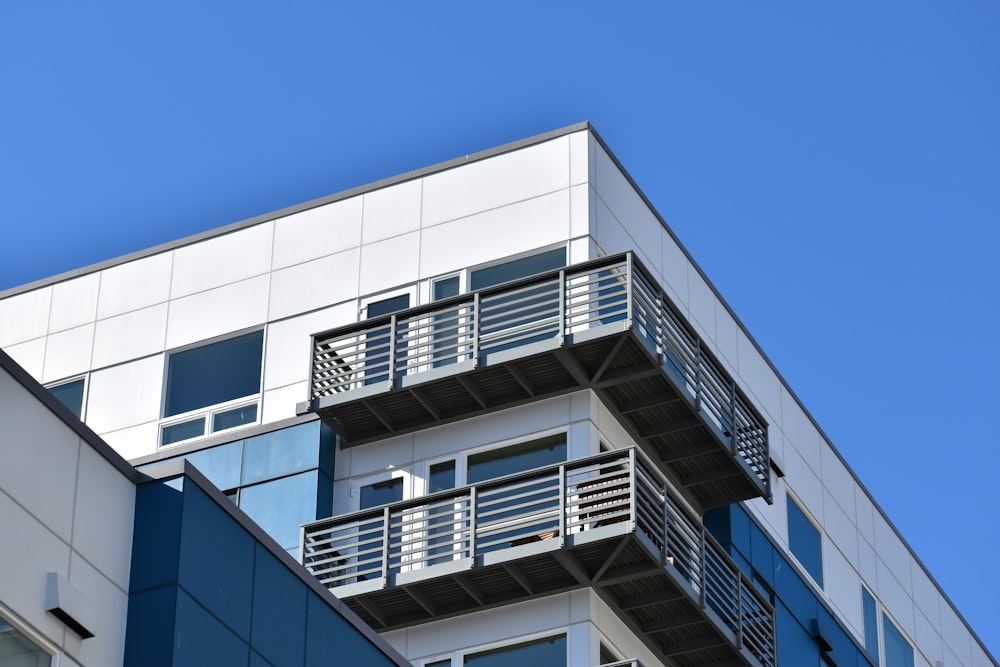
top-left (2, 1), bottom-right (998, 660)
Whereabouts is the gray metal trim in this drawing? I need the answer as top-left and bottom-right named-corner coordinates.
top-left (0, 347), bottom-right (143, 482)
top-left (0, 121), bottom-right (592, 299)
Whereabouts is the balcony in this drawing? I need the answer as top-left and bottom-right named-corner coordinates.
top-left (301, 449), bottom-right (774, 667)
top-left (299, 252), bottom-right (770, 509)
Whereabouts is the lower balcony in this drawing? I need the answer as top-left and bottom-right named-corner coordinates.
top-left (301, 449), bottom-right (774, 667)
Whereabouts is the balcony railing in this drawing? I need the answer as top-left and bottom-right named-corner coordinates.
top-left (301, 449), bottom-right (774, 667)
top-left (302, 252), bottom-right (770, 507)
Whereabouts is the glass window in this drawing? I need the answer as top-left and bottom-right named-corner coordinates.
top-left (599, 642), bottom-right (621, 664)
top-left (467, 434), bottom-right (566, 484)
top-left (239, 471), bottom-right (321, 549)
top-left (463, 634), bottom-right (566, 667)
top-left (861, 586), bottom-right (879, 660)
top-left (48, 378), bottom-right (85, 417)
top-left (241, 424), bottom-right (320, 486)
top-left (360, 477), bottom-right (404, 509)
top-left (787, 494), bottom-right (823, 587)
top-left (426, 661), bottom-right (451, 667)
top-left (433, 276), bottom-right (460, 301)
top-left (161, 417), bottom-right (207, 446)
top-left (366, 294), bottom-right (410, 318)
top-left (883, 614), bottom-right (914, 667)
top-left (470, 248), bottom-right (566, 290)
top-left (164, 330), bottom-right (263, 417)
top-left (0, 617), bottom-right (51, 666)
top-left (429, 460), bottom-right (456, 493)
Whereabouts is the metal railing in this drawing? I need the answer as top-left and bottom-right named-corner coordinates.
top-left (308, 253), bottom-right (768, 488)
top-left (301, 448), bottom-right (774, 665)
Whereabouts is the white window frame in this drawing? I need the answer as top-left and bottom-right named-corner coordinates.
top-left (44, 373), bottom-right (89, 420)
top-left (0, 602), bottom-right (57, 666)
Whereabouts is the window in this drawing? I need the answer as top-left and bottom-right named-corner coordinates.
top-left (160, 330), bottom-right (264, 446)
top-left (47, 377), bottom-right (85, 418)
top-left (464, 634), bottom-right (566, 667)
top-left (882, 613), bottom-right (914, 667)
top-left (787, 493), bottom-right (823, 587)
top-left (467, 433), bottom-right (566, 484)
top-left (0, 616), bottom-right (52, 666)
top-left (469, 248), bottom-right (566, 290)
top-left (862, 586), bottom-right (879, 660)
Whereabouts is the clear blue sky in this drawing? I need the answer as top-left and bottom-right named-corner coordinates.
top-left (2, 1), bottom-right (998, 659)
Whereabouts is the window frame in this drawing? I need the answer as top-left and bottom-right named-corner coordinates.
top-left (158, 328), bottom-right (265, 448)
top-left (0, 603), bottom-right (57, 666)
top-left (785, 489), bottom-right (824, 588)
top-left (45, 374), bottom-right (88, 419)
top-left (416, 629), bottom-right (568, 667)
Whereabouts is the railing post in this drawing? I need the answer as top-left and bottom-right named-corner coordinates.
top-left (299, 525), bottom-right (307, 568)
top-left (730, 382), bottom-right (738, 455)
top-left (388, 314), bottom-right (398, 389)
top-left (471, 293), bottom-right (480, 368)
top-left (558, 464), bottom-right (567, 540)
top-left (655, 289), bottom-right (664, 366)
top-left (625, 253), bottom-right (634, 329)
top-left (694, 338), bottom-right (703, 412)
top-left (557, 269), bottom-right (566, 344)
top-left (699, 525), bottom-right (707, 607)
top-left (737, 573), bottom-right (744, 651)
top-left (662, 483), bottom-right (670, 568)
top-left (628, 449), bottom-right (637, 532)
top-left (307, 334), bottom-right (317, 402)
top-left (381, 506), bottom-right (391, 582)
top-left (468, 486), bottom-right (477, 559)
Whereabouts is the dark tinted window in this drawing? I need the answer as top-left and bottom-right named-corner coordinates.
top-left (464, 634), bottom-right (565, 667)
top-left (883, 614), bottom-right (914, 667)
top-left (862, 586), bottom-right (879, 659)
top-left (49, 378), bottom-right (85, 417)
top-left (787, 495), bottom-right (823, 587)
top-left (433, 276), bottom-right (460, 300)
top-left (165, 331), bottom-right (263, 417)
top-left (366, 294), bottom-right (410, 318)
top-left (429, 460), bottom-right (456, 493)
top-left (360, 477), bottom-right (404, 509)
top-left (467, 434), bottom-right (566, 484)
top-left (470, 248), bottom-right (565, 290)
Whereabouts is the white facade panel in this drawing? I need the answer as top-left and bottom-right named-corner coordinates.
top-left (820, 442), bottom-right (857, 518)
top-left (569, 183), bottom-right (589, 239)
top-left (913, 605), bottom-right (944, 665)
top-left (164, 274), bottom-right (269, 349)
top-left (4, 337), bottom-right (45, 378)
top-left (713, 302), bottom-right (740, 374)
top-left (63, 553), bottom-right (129, 667)
top-left (0, 286), bottom-right (50, 348)
top-left (260, 382), bottom-right (306, 424)
top-left (96, 253), bottom-right (173, 320)
top-left (822, 489), bottom-right (859, 569)
top-left (854, 483), bottom-right (877, 548)
top-left (272, 196), bottom-right (363, 270)
top-left (99, 421), bottom-right (159, 461)
top-left (909, 562), bottom-right (942, 627)
top-left (873, 512), bottom-right (913, 594)
top-left (267, 248), bottom-right (359, 321)
top-left (263, 302), bottom-right (356, 391)
top-left (41, 323), bottom-right (94, 383)
top-left (876, 555), bottom-right (916, 638)
top-left (940, 601), bottom-right (974, 667)
top-left (49, 273), bottom-right (100, 334)
top-left (735, 329), bottom-right (782, 426)
top-left (91, 303), bottom-right (168, 370)
top-left (660, 232), bottom-right (690, 310)
top-left (358, 230), bottom-right (421, 296)
top-left (169, 222), bottom-right (274, 299)
top-left (419, 190), bottom-right (571, 279)
top-left (421, 135), bottom-right (569, 228)
top-left (781, 392), bottom-right (823, 480)
top-left (569, 130), bottom-right (588, 187)
top-left (86, 356), bottom-right (163, 435)
top-left (361, 180), bottom-right (422, 245)
top-left (823, 538), bottom-right (863, 636)
top-left (782, 446), bottom-right (824, 525)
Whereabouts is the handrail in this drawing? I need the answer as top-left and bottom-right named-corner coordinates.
top-left (301, 448), bottom-right (774, 665)
top-left (307, 252), bottom-right (769, 495)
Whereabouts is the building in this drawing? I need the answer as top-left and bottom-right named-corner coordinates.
top-left (0, 122), bottom-right (994, 667)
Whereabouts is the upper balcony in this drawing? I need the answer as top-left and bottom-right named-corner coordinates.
top-left (299, 252), bottom-right (770, 509)
top-left (301, 448), bottom-right (775, 667)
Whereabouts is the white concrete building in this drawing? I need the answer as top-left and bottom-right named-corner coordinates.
top-left (0, 122), bottom-right (993, 667)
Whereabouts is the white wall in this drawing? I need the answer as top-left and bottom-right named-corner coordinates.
top-left (0, 366), bottom-right (135, 667)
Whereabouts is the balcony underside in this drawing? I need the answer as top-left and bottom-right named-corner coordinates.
top-left (336, 525), bottom-right (766, 667)
top-left (310, 323), bottom-right (767, 511)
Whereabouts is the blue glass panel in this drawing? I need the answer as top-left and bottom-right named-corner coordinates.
top-left (750, 521), bottom-right (775, 587)
top-left (360, 476), bottom-right (403, 509)
top-left (49, 378), bottom-right (85, 417)
top-left (429, 460), bottom-right (456, 492)
top-left (467, 434), bottom-right (566, 483)
top-left (174, 589), bottom-right (250, 666)
top-left (774, 552), bottom-right (819, 627)
top-left (213, 403), bottom-right (257, 432)
top-left (250, 545), bottom-right (306, 666)
top-left (883, 614), bottom-right (914, 667)
top-left (470, 248), bottom-right (566, 290)
top-left (129, 478), bottom-right (184, 592)
top-left (165, 330), bottom-right (263, 417)
top-left (434, 276), bottom-right (460, 300)
top-left (161, 417), bottom-right (206, 445)
top-left (251, 650), bottom-right (274, 667)
top-left (240, 471), bottom-right (320, 549)
top-left (774, 602), bottom-right (821, 667)
top-left (862, 587), bottom-right (879, 660)
top-left (464, 634), bottom-right (566, 667)
top-left (178, 483), bottom-right (255, 640)
top-left (787, 495), bottom-right (823, 587)
top-left (367, 294), bottom-right (410, 318)
top-left (241, 421), bottom-right (320, 485)
top-left (183, 440), bottom-right (243, 491)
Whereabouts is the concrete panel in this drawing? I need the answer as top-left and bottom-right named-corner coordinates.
top-left (63, 553), bottom-right (129, 667)
top-left (823, 540), bottom-right (863, 637)
top-left (71, 443), bottom-right (136, 590)
top-left (267, 248), bottom-right (360, 321)
top-left (736, 330), bottom-right (782, 426)
top-left (908, 561), bottom-right (941, 627)
top-left (96, 253), bottom-right (173, 319)
top-left (939, 600), bottom-right (973, 667)
top-left (661, 231), bottom-right (690, 310)
top-left (822, 490), bottom-right (859, 569)
top-left (0, 491), bottom-right (72, 642)
top-left (855, 486), bottom-right (876, 548)
top-left (820, 442), bottom-right (856, 517)
top-left (857, 536), bottom-right (877, 588)
top-left (272, 196), bottom-right (363, 270)
top-left (782, 445), bottom-right (824, 525)
top-left (873, 513), bottom-right (911, 593)
top-left (349, 435), bottom-right (415, 479)
top-left (362, 180), bottom-right (422, 245)
top-left (876, 556), bottom-right (915, 638)
top-left (263, 302), bottom-right (356, 391)
top-left (971, 641), bottom-right (995, 667)
top-left (0, 286), bottom-right (51, 347)
top-left (780, 390), bottom-right (822, 480)
top-left (569, 184), bottom-right (589, 239)
top-left (170, 222), bottom-right (274, 298)
top-left (686, 269), bottom-right (716, 342)
top-left (49, 273), bottom-right (100, 333)
top-left (419, 191), bottom-right (570, 279)
top-left (913, 606), bottom-right (944, 665)
top-left (165, 275), bottom-right (269, 349)
top-left (260, 382), bottom-right (306, 425)
top-left (714, 303), bottom-right (739, 374)
top-left (101, 421), bottom-right (160, 462)
top-left (41, 324), bottom-right (94, 384)
top-left (569, 130), bottom-right (588, 187)
top-left (91, 303), bottom-right (168, 369)
top-left (5, 336), bottom-right (46, 379)
top-left (359, 231), bottom-right (421, 296)
top-left (86, 356), bottom-right (163, 434)
top-left (592, 143), bottom-right (662, 274)
top-left (592, 198), bottom-right (632, 256)
top-left (422, 136), bottom-right (569, 228)
top-left (0, 369), bottom-right (82, 542)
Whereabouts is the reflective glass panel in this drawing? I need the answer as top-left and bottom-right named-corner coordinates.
top-left (862, 586), bottom-right (879, 659)
top-left (467, 434), bottom-right (566, 484)
top-left (787, 495), bottom-right (823, 587)
top-left (433, 276), bottom-right (460, 300)
top-left (429, 461), bottom-right (456, 493)
top-left (470, 248), bottom-right (566, 290)
top-left (241, 422), bottom-right (320, 485)
top-left (883, 614), bottom-right (914, 667)
top-left (366, 294), bottom-right (410, 318)
top-left (162, 417), bottom-right (206, 446)
top-left (360, 477), bottom-right (404, 509)
top-left (165, 330), bottom-right (263, 417)
top-left (213, 403), bottom-right (257, 432)
top-left (184, 440), bottom-right (243, 491)
top-left (48, 378), bottom-right (85, 417)
top-left (464, 634), bottom-right (566, 667)
top-left (0, 617), bottom-right (50, 667)
top-left (239, 471), bottom-right (319, 549)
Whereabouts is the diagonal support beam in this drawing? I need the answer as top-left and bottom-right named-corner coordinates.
top-left (589, 539), bottom-right (631, 583)
top-left (403, 585), bottom-right (436, 616)
top-left (594, 562), bottom-right (661, 587)
top-left (588, 335), bottom-right (629, 384)
top-left (503, 562), bottom-right (534, 594)
top-left (362, 399), bottom-right (394, 432)
top-left (553, 550), bottom-right (590, 585)
top-left (639, 416), bottom-right (701, 439)
top-left (554, 348), bottom-right (591, 386)
top-left (457, 375), bottom-right (488, 409)
top-left (505, 363), bottom-right (536, 397)
top-left (618, 588), bottom-right (686, 611)
top-left (617, 392), bottom-right (685, 414)
top-left (408, 386), bottom-right (440, 420)
top-left (355, 596), bottom-right (389, 628)
top-left (454, 574), bottom-right (486, 606)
